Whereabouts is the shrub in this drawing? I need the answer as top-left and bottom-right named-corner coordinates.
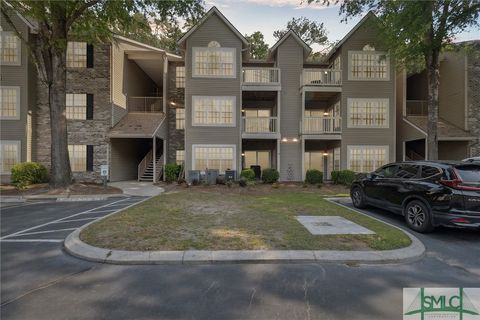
top-left (226, 180), bottom-right (233, 188)
top-left (240, 169), bottom-right (255, 181)
top-left (239, 177), bottom-right (248, 187)
top-left (331, 170), bottom-right (356, 186)
top-left (11, 162), bottom-right (48, 189)
top-left (261, 168), bottom-right (279, 184)
top-left (305, 169), bottom-right (323, 184)
top-left (164, 163), bottom-right (181, 183)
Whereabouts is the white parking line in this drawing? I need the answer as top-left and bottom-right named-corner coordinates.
top-left (9, 228), bottom-right (77, 237)
top-left (0, 239), bottom-right (63, 243)
top-left (0, 197), bottom-right (132, 240)
top-left (52, 217), bottom-right (98, 223)
top-left (84, 210), bottom-right (116, 214)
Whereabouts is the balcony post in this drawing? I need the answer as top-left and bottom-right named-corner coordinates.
top-left (153, 137), bottom-right (156, 183)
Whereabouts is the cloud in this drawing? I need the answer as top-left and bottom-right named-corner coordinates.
top-left (242, 0), bottom-right (335, 10)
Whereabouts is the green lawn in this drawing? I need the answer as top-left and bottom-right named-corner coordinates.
top-left (81, 187), bottom-right (411, 251)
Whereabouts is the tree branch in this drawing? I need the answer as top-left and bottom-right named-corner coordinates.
top-left (66, 0), bottom-right (102, 31)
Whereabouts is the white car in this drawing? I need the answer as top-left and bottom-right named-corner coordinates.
top-left (462, 156), bottom-right (480, 163)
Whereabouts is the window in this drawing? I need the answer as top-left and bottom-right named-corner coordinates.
top-left (395, 164), bottom-right (420, 179)
top-left (244, 109), bottom-right (271, 133)
top-left (67, 42), bottom-right (87, 68)
top-left (375, 165), bottom-right (397, 178)
top-left (420, 165), bottom-right (442, 179)
top-left (347, 98), bottom-right (389, 128)
top-left (305, 152), bottom-right (324, 172)
top-left (347, 145), bottom-right (388, 173)
top-left (0, 86), bottom-right (20, 119)
top-left (192, 145), bottom-right (235, 173)
top-left (333, 147), bottom-right (340, 171)
top-left (348, 50), bottom-right (389, 80)
top-left (175, 108), bottom-right (185, 129)
top-left (192, 47), bottom-right (235, 78)
top-left (0, 141), bottom-right (20, 174)
top-left (66, 94), bottom-right (87, 120)
top-left (68, 145), bottom-right (87, 172)
top-left (176, 150), bottom-right (185, 165)
top-left (192, 96), bottom-right (235, 126)
top-left (244, 151), bottom-right (270, 169)
top-left (0, 32), bottom-right (20, 65)
top-left (176, 66), bottom-right (185, 88)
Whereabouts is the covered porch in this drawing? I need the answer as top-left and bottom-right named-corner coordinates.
top-left (242, 139), bottom-right (279, 179)
top-left (303, 139), bottom-right (341, 180)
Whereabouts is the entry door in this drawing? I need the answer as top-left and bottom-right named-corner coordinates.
top-left (244, 151), bottom-right (271, 170)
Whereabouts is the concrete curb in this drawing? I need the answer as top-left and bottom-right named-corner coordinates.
top-left (1, 194), bottom-right (127, 203)
top-left (64, 197), bottom-right (426, 265)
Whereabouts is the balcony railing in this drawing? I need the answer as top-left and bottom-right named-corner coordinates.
top-left (128, 96), bottom-right (163, 112)
top-left (302, 117), bottom-right (342, 134)
top-left (302, 69), bottom-right (342, 86)
top-left (406, 100), bottom-right (428, 116)
top-left (242, 68), bottom-right (280, 85)
top-left (242, 117), bottom-right (278, 133)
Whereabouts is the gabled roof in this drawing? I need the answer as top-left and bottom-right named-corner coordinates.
top-left (113, 35), bottom-right (182, 60)
top-left (270, 30), bottom-right (312, 57)
top-left (178, 6), bottom-right (248, 47)
top-left (326, 11), bottom-right (376, 60)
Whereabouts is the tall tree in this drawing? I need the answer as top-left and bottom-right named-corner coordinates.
top-left (273, 17), bottom-right (328, 47)
top-left (1, 0), bottom-right (204, 188)
top-left (245, 31), bottom-right (269, 60)
top-left (309, 0), bottom-right (480, 160)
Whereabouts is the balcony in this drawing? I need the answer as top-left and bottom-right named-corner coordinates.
top-left (302, 116), bottom-right (342, 135)
top-left (128, 96), bottom-right (163, 113)
top-left (301, 69), bottom-right (342, 90)
top-left (242, 117), bottom-right (279, 138)
top-left (242, 67), bottom-right (281, 90)
top-left (406, 100), bottom-right (427, 116)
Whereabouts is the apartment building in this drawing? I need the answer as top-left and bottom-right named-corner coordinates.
top-left (396, 44), bottom-right (480, 161)
top-left (1, 7), bottom-right (476, 184)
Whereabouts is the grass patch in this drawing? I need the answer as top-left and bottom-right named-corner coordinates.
top-left (81, 188), bottom-right (411, 251)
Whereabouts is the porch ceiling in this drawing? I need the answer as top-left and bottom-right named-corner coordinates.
top-left (108, 112), bottom-right (166, 139)
top-left (126, 51), bottom-right (164, 87)
top-left (305, 91), bottom-right (339, 101)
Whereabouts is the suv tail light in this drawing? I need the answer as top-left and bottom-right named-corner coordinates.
top-left (440, 169), bottom-right (480, 191)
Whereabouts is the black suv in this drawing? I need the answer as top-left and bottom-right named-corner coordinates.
top-left (350, 161), bottom-right (480, 233)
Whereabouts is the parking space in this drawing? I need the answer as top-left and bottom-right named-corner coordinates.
top-left (0, 196), bottom-right (147, 243)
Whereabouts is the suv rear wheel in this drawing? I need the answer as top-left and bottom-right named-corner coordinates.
top-left (404, 200), bottom-right (434, 233)
top-left (351, 186), bottom-right (366, 209)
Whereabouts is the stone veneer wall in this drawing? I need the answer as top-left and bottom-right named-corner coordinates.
top-left (467, 46), bottom-right (480, 157)
top-left (167, 61), bottom-right (185, 164)
top-left (35, 44), bottom-right (111, 182)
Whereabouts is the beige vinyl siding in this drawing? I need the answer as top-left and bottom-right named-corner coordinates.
top-left (184, 13), bottom-right (242, 176)
top-left (338, 17), bottom-right (396, 169)
top-left (0, 14), bottom-right (32, 182)
top-left (111, 42), bottom-right (127, 125)
top-left (277, 35), bottom-right (303, 181)
top-left (438, 52), bottom-right (467, 130)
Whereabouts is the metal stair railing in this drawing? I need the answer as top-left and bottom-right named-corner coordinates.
top-left (138, 149), bottom-right (153, 181)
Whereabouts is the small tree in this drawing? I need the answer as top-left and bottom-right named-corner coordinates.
top-left (309, 0), bottom-right (480, 160)
top-left (1, 0), bottom-right (204, 188)
top-left (245, 31), bottom-right (269, 60)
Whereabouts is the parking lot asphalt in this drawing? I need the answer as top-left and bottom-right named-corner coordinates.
top-left (1, 197), bottom-right (479, 320)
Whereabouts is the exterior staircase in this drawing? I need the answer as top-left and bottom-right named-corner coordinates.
top-left (138, 150), bottom-right (164, 182)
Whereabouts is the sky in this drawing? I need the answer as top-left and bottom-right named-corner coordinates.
top-left (204, 0), bottom-right (480, 52)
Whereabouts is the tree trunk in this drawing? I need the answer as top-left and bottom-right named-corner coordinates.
top-left (426, 50), bottom-right (440, 160)
top-left (48, 46), bottom-right (72, 188)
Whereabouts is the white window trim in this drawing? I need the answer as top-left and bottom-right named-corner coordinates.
top-left (192, 144), bottom-right (237, 173)
top-left (347, 145), bottom-right (389, 172)
top-left (0, 140), bottom-right (21, 174)
top-left (192, 95), bottom-right (236, 127)
top-left (0, 31), bottom-right (21, 66)
top-left (348, 50), bottom-right (390, 81)
top-left (347, 98), bottom-right (390, 129)
top-left (192, 47), bottom-right (236, 79)
top-left (0, 86), bottom-right (21, 120)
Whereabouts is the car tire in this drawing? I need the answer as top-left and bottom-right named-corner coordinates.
top-left (351, 186), bottom-right (367, 209)
top-left (404, 200), bottom-right (434, 233)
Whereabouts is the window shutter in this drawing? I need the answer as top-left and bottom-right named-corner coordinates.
top-left (86, 44), bottom-right (94, 68)
top-left (86, 145), bottom-right (94, 172)
top-left (86, 94), bottom-right (94, 120)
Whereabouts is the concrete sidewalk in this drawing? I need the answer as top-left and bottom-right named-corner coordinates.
top-left (108, 181), bottom-right (164, 197)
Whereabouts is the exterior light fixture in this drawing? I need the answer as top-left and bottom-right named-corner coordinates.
top-left (324, 71), bottom-right (328, 75)
top-left (323, 112), bottom-right (329, 116)
top-left (241, 109), bottom-right (245, 112)
top-left (292, 138), bottom-right (298, 142)
top-left (170, 101), bottom-right (176, 106)
top-left (323, 152), bottom-right (328, 156)
top-left (281, 138), bottom-right (288, 142)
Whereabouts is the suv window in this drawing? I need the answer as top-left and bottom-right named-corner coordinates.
top-left (455, 164), bottom-right (480, 182)
top-left (375, 165), bottom-right (397, 178)
top-left (395, 164), bottom-right (420, 179)
top-left (420, 165), bottom-right (442, 178)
